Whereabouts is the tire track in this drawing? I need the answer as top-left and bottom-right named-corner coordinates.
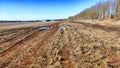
top-left (0, 30), bottom-right (49, 68)
top-left (59, 24), bottom-right (75, 68)
top-left (0, 25), bottom-right (53, 63)
top-left (0, 29), bottom-right (32, 44)
top-left (0, 29), bottom-right (33, 53)
top-left (0, 23), bottom-right (60, 68)
top-left (17, 23), bottom-right (60, 67)
top-left (0, 29), bottom-right (30, 43)
top-left (0, 30), bottom-right (40, 62)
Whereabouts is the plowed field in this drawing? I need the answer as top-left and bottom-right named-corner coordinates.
top-left (0, 21), bottom-right (120, 68)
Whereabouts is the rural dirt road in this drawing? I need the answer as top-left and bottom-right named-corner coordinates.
top-left (0, 21), bottom-right (120, 68)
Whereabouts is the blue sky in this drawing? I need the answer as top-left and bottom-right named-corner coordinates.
top-left (0, 0), bottom-right (107, 20)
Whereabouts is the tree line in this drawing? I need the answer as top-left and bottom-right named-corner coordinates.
top-left (0, 19), bottom-right (66, 23)
top-left (69, 0), bottom-right (120, 20)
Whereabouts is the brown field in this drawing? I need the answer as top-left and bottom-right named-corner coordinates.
top-left (0, 20), bottom-right (120, 68)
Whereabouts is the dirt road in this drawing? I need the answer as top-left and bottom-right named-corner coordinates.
top-left (0, 21), bottom-right (120, 68)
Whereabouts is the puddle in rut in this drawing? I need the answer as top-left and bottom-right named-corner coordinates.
top-left (59, 26), bottom-right (65, 30)
top-left (59, 25), bottom-right (72, 30)
top-left (67, 25), bottom-right (72, 29)
top-left (33, 26), bottom-right (53, 31)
